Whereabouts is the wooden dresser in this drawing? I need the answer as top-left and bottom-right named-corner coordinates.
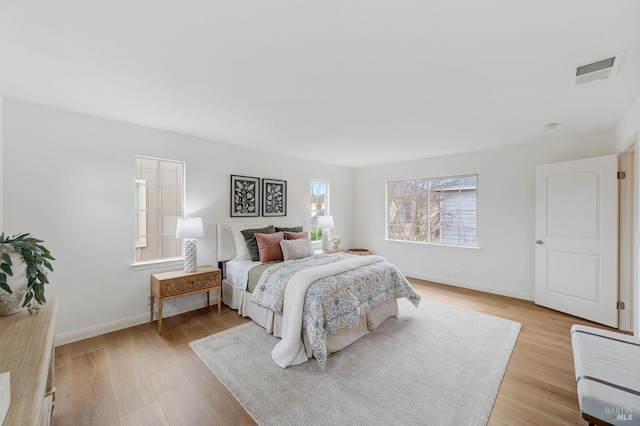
top-left (0, 297), bottom-right (58, 426)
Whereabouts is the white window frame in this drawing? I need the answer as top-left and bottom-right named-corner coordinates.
top-left (133, 156), bottom-right (186, 266)
top-left (310, 179), bottom-right (329, 244)
top-left (386, 174), bottom-right (479, 249)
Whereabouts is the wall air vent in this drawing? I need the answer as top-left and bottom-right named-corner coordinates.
top-left (570, 53), bottom-right (623, 86)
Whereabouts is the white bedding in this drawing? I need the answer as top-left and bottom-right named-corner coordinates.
top-left (217, 222), bottom-right (411, 367)
top-left (221, 260), bottom-right (402, 365)
top-left (271, 255), bottom-right (387, 368)
top-left (225, 259), bottom-right (260, 289)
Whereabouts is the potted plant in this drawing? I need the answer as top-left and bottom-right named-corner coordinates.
top-left (0, 233), bottom-right (55, 315)
top-left (332, 236), bottom-right (341, 250)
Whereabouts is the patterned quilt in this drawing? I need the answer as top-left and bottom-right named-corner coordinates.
top-left (251, 253), bottom-right (421, 367)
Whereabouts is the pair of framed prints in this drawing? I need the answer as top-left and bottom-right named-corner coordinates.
top-left (230, 175), bottom-right (287, 217)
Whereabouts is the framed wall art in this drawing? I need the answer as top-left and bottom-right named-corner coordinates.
top-left (262, 178), bottom-right (287, 217)
top-left (230, 175), bottom-right (260, 217)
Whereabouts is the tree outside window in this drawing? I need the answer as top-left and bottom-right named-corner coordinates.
top-left (387, 175), bottom-right (477, 246)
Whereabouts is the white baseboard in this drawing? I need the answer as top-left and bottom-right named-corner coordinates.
top-left (54, 299), bottom-right (212, 347)
top-left (402, 271), bottom-right (533, 302)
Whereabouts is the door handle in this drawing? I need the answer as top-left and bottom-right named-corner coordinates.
top-left (536, 240), bottom-right (543, 245)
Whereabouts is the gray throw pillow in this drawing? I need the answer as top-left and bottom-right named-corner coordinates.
top-left (280, 238), bottom-right (315, 261)
top-left (241, 226), bottom-right (275, 261)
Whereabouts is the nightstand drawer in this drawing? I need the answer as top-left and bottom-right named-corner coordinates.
top-left (159, 271), bottom-right (219, 296)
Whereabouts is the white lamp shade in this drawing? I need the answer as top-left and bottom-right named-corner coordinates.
top-left (176, 217), bottom-right (205, 239)
top-left (317, 215), bottom-right (334, 229)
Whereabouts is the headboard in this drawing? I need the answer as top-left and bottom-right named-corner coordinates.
top-left (217, 221), bottom-right (303, 263)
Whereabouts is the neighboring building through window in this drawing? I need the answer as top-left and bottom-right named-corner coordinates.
top-left (310, 179), bottom-right (328, 242)
top-left (387, 175), bottom-right (478, 246)
top-left (134, 156), bottom-right (185, 263)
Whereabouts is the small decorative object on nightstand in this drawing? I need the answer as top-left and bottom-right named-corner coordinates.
top-left (150, 265), bottom-right (221, 333)
top-left (332, 236), bottom-right (341, 250)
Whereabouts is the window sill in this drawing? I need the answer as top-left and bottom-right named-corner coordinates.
top-left (131, 257), bottom-right (184, 271)
top-left (385, 239), bottom-right (483, 251)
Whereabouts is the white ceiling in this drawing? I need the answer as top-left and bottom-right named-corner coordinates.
top-left (1, 1), bottom-right (639, 168)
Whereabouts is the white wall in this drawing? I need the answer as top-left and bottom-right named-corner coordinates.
top-left (355, 132), bottom-right (615, 300)
top-left (2, 100), bottom-right (355, 341)
top-left (615, 95), bottom-right (640, 152)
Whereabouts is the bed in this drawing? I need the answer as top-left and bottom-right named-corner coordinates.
top-left (217, 221), bottom-right (421, 369)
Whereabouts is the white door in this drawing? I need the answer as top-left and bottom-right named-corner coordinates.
top-left (535, 155), bottom-right (618, 327)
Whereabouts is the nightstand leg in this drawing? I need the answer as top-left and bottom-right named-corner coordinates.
top-left (150, 296), bottom-right (154, 323)
top-left (207, 291), bottom-right (210, 307)
top-left (217, 287), bottom-right (221, 315)
top-left (158, 301), bottom-right (163, 334)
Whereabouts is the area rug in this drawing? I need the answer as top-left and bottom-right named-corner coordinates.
top-left (190, 298), bottom-right (521, 426)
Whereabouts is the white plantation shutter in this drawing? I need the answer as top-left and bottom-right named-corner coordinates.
top-left (134, 156), bottom-right (185, 263)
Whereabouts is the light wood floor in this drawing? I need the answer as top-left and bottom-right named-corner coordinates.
top-left (52, 279), bottom-right (606, 426)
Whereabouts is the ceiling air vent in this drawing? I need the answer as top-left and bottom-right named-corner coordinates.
top-left (570, 53), bottom-right (623, 86)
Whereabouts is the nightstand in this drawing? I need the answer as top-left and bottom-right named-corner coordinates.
top-left (150, 265), bottom-right (221, 333)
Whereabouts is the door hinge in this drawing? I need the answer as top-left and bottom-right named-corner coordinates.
top-left (618, 171), bottom-right (626, 179)
top-left (617, 301), bottom-right (625, 310)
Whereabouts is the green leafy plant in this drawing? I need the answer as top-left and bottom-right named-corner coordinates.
top-left (0, 233), bottom-right (55, 306)
top-left (332, 236), bottom-right (341, 249)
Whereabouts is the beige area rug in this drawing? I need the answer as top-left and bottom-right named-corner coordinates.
top-left (190, 298), bottom-right (521, 426)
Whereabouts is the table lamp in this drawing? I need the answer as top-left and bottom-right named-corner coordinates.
top-left (317, 215), bottom-right (334, 251)
top-left (176, 217), bottom-right (204, 272)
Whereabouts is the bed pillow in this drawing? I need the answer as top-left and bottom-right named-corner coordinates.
top-left (284, 231), bottom-right (308, 240)
top-left (275, 226), bottom-right (303, 233)
top-left (241, 225), bottom-right (275, 261)
top-left (230, 226), bottom-right (253, 260)
top-left (280, 238), bottom-right (315, 261)
top-left (256, 232), bottom-right (284, 263)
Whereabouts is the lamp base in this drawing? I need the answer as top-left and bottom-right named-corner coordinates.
top-left (184, 239), bottom-right (198, 272)
top-left (322, 229), bottom-right (331, 251)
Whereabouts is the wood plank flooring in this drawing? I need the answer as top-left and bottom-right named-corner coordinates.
top-left (52, 279), bottom-right (607, 425)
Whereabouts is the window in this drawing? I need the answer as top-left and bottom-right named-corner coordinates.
top-left (387, 175), bottom-right (478, 247)
top-left (310, 179), bottom-right (328, 242)
top-left (134, 156), bottom-right (185, 263)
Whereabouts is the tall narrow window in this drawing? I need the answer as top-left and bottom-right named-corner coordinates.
top-left (387, 175), bottom-right (478, 247)
top-left (134, 156), bottom-right (185, 263)
top-left (310, 179), bottom-right (328, 242)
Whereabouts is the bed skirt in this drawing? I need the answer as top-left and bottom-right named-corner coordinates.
top-left (221, 278), bottom-right (399, 359)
